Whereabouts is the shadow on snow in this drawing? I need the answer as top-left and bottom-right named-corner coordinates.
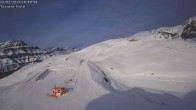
top-left (86, 87), bottom-right (196, 110)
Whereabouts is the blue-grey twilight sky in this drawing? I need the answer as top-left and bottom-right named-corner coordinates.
top-left (0, 0), bottom-right (196, 48)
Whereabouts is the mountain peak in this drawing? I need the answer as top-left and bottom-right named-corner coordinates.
top-left (129, 16), bottom-right (196, 41)
top-left (0, 40), bottom-right (28, 49)
top-left (181, 16), bottom-right (196, 40)
top-left (184, 16), bottom-right (196, 25)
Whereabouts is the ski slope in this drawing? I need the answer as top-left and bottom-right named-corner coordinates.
top-left (0, 38), bottom-right (196, 110)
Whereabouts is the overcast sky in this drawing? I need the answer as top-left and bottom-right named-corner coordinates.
top-left (0, 0), bottom-right (196, 48)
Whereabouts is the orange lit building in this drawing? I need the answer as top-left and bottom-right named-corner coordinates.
top-left (49, 87), bottom-right (66, 97)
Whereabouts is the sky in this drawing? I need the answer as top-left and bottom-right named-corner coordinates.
top-left (0, 0), bottom-right (196, 49)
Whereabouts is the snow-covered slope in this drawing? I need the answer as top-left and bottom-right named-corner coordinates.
top-left (0, 17), bottom-right (196, 110)
top-left (0, 40), bottom-right (78, 78)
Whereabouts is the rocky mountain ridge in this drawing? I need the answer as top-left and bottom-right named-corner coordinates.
top-left (0, 40), bottom-right (78, 78)
top-left (129, 16), bottom-right (196, 42)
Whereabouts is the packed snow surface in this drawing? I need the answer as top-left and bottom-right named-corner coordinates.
top-left (0, 38), bottom-right (196, 110)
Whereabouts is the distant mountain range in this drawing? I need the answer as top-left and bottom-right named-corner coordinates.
top-left (43, 46), bottom-right (79, 56)
top-left (0, 40), bottom-right (79, 78)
